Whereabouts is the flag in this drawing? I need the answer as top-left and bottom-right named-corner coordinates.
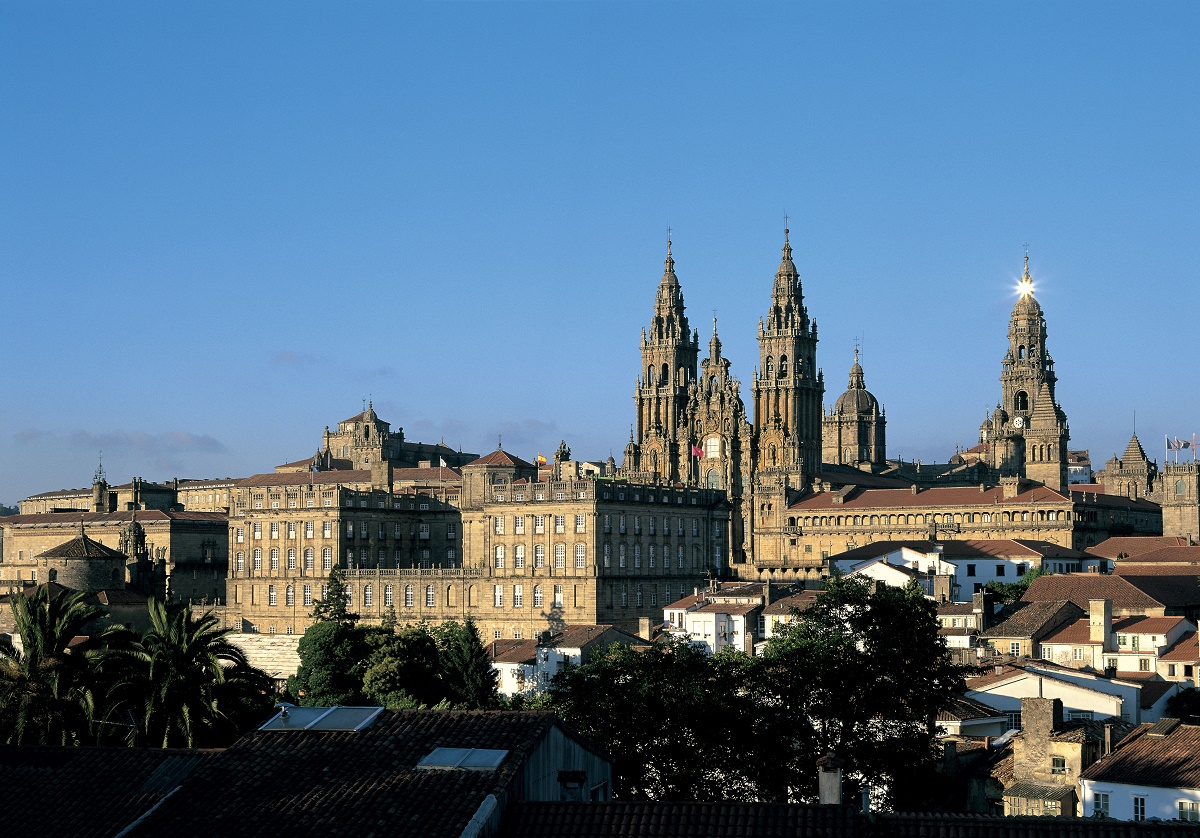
top-left (1167, 436), bottom-right (1179, 451)
top-left (691, 445), bottom-right (704, 458)
top-left (1178, 437), bottom-right (1192, 450)
top-left (536, 453), bottom-right (547, 465)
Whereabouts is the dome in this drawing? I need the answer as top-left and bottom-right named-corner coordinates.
top-left (992, 405), bottom-right (1008, 425)
top-left (833, 350), bottom-right (879, 415)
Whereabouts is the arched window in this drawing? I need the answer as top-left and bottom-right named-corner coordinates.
top-left (768, 444), bottom-right (778, 466)
top-left (705, 437), bottom-right (721, 459)
top-left (647, 365), bottom-right (654, 385)
top-left (765, 358), bottom-right (774, 378)
top-left (494, 545), bottom-right (505, 568)
top-left (384, 584), bottom-right (393, 607)
top-left (253, 549), bottom-right (262, 571)
top-left (636, 585), bottom-right (644, 607)
top-left (661, 363), bottom-right (669, 385)
top-left (575, 544), bottom-right (586, 568)
top-left (286, 585), bottom-right (295, 607)
top-left (304, 548), bottom-right (313, 571)
top-left (270, 548), bottom-right (279, 571)
top-left (1014, 391), bottom-right (1029, 412)
top-left (287, 548), bottom-right (296, 570)
top-left (1177, 480), bottom-right (1188, 496)
top-left (1018, 345), bottom-right (1026, 359)
top-left (555, 544), bottom-right (566, 568)
top-left (779, 355), bottom-right (788, 376)
top-left (706, 469), bottom-right (720, 488)
top-left (534, 585), bottom-right (544, 607)
top-left (425, 585), bottom-right (435, 607)
top-left (404, 584), bottom-right (414, 607)
top-left (363, 584), bottom-right (373, 607)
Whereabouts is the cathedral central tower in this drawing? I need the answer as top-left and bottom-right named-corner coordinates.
top-left (752, 228), bottom-right (823, 477)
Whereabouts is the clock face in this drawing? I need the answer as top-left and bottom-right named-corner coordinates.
top-left (1013, 416), bottom-right (1025, 429)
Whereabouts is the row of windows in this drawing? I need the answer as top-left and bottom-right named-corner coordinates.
top-left (610, 583), bottom-right (690, 608)
top-left (492, 584), bottom-right (563, 608)
top-left (600, 543), bottom-right (712, 570)
top-left (796, 510), bottom-right (1065, 528)
top-left (494, 543), bottom-right (586, 569)
top-left (494, 514), bottom-right (586, 535)
top-left (1090, 793), bottom-right (1199, 821)
top-left (235, 546), bottom-right (457, 573)
top-left (237, 521), bottom-right (454, 541)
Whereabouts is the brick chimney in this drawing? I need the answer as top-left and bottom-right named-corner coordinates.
top-left (1022, 696), bottom-right (1063, 740)
top-left (1089, 598), bottom-right (1114, 652)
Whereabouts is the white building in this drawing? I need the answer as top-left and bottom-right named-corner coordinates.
top-left (489, 624), bottom-right (645, 697)
top-left (1080, 718), bottom-right (1200, 821)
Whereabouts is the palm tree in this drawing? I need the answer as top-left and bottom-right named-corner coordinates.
top-left (0, 585), bottom-right (129, 746)
top-left (113, 600), bottom-right (273, 748)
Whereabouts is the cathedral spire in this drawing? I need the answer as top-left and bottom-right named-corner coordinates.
top-left (848, 348), bottom-right (865, 390)
top-left (709, 314), bottom-right (722, 361)
top-left (772, 225), bottom-right (801, 305)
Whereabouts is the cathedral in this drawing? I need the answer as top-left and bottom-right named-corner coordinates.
top-left (620, 233), bottom-right (1159, 570)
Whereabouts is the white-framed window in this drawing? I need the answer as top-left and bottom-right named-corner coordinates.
top-left (535, 545), bottom-right (545, 568)
top-left (270, 522), bottom-right (279, 539)
top-left (321, 584), bottom-right (329, 600)
top-left (634, 545), bottom-right (641, 568)
top-left (494, 545), bottom-right (505, 569)
top-left (384, 584), bottom-right (393, 607)
top-left (253, 549), bottom-right (262, 571)
top-left (305, 521), bottom-right (314, 538)
top-left (345, 521), bottom-right (354, 537)
top-left (303, 584), bottom-right (312, 606)
top-left (287, 522), bottom-right (296, 539)
top-left (620, 586), bottom-right (628, 607)
top-left (253, 522), bottom-right (262, 539)
top-left (649, 545), bottom-right (655, 568)
top-left (555, 544), bottom-right (566, 569)
top-left (287, 548), bottom-right (296, 570)
top-left (235, 527), bottom-right (244, 543)
top-left (323, 547), bottom-right (332, 571)
top-left (405, 585), bottom-right (414, 608)
top-left (534, 515), bottom-right (545, 534)
top-left (494, 516), bottom-right (504, 535)
top-left (270, 548), bottom-right (280, 571)
top-left (1179, 798), bottom-right (1197, 819)
top-left (1010, 641), bottom-right (1021, 656)
top-left (514, 584), bottom-right (523, 607)
top-left (447, 523), bottom-right (456, 540)
top-left (268, 585), bottom-right (277, 606)
top-left (678, 545), bottom-right (685, 568)
top-left (1007, 711), bottom-right (1022, 731)
top-left (619, 545), bottom-right (627, 568)
top-left (323, 521), bottom-right (333, 538)
top-left (425, 585), bottom-right (435, 607)
top-left (1093, 793), bottom-right (1110, 818)
top-left (575, 514), bottom-right (585, 533)
top-left (494, 585), bottom-right (504, 607)
top-left (363, 584), bottom-right (373, 607)
top-left (553, 584), bottom-right (563, 608)
top-left (1133, 796), bottom-right (1145, 821)
top-left (1073, 647), bottom-right (1085, 661)
top-left (304, 548), bottom-right (314, 571)
top-left (514, 516), bottom-right (525, 534)
top-left (286, 585), bottom-right (295, 607)
top-left (636, 585), bottom-right (643, 607)
top-left (554, 515), bottom-right (566, 534)
top-left (533, 585), bottom-right (543, 607)
top-left (575, 544), bottom-right (586, 568)
top-left (603, 544), bottom-right (611, 568)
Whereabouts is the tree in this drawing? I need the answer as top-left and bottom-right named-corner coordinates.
top-left (755, 576), bottom-right (966, 808)
top-left (431, 618), bottom-right (498, 709)
top-left (362, 624), bottom-right (445, 708)
top-left (985, 566), bottom-right (1049, 604)
top-left (105, 600), bottom-right (273, 748)
top-left (311, 565), bottom-right (358, 625)
top-left (548, 638), bottom-right (762, 800)
top-left (287, 620), bottom-right (370, 706)
top-left (0, 586), bottom-right (130, 746)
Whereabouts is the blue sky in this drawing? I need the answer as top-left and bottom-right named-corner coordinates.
top-left (2, 2), bottom-right (1198, 503)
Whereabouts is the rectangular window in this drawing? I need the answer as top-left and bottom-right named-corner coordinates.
top-left (323, 521), bottom-right (332, 538)
top-left (995, 564), bottom-right (1006, 577)
top-left (405, 586), bottom-right (414, 608)
top-left (1093, 792), bottom-right (1109, 817)
top-left (554, 515), bottom-right (565, 534)
top-left (1133, 797), bottom-right (1145, 821)
top-left (418, 524), bottom-right (429, 540)
top-left (270, 522), bottom-right (279, 539)
top-left (575, 514), bottom-right (585, 533)
top-left (1073, 647), bottom-right (1085, 661)
top-left (634, 545), bottom-right (641, 568)
top-left (603, 544), bottom-right (611, 568)
top-left (553, 584), bottom-right (563, 608)
top-left (535, 545), bottom-right (545, 567)
top-left (1139, 658), bottom-right (1151, 671)
top-left (305, 521), bottom-right (314, 538)
top-left (1051, 756), bottom-right (1066, 775)
top-left (384, 585), bottom-right (393, 607)
top-left (1170, 664), bottom-right (1178, 677)
top-left (1010, 641), bottom-right (1021, 656)
top-left (253, 522), bottom-right (262, 539)
top-left (514, 584), bottom-right (523, 607)
top-left (447, 523), bottom-right (456, 540)
top-left (360, 522), bottom-right (369, 538)
top-left (322, 548), bottom-right (332, 571)
top-left (514, 545), bottom-right (525, 568)
top-left (494, 516), bottom-right (504, 534)
top-left (268, 585), bottom-right (277, 606)
top-left (235, 527), bottom-right (244, 543)
top-left (534, 515), bottom-right (546, 534)
top-left (514, 516), bottom-right (525, 534)
top-left (303, 585), bottom-right (312, 607)
top-left (555, 544), bottom-right (566, 569)
top-left (287, 522), bottom-right (296, 538)
top-left (575, 544), bottom-right (586, 568)
top-left (966, 563), bottom-right (976, 577)
top-left (346, 521), bottom-right (354, 537)
top-left (494, 585), bottom-right (504, 607)
top-left (425, 586), bottom-right (435, 607)
top-left (534, 586), bottom-right (543, 607)
top-left (494, 546), bottom-right (505, 569)
top-left (1007, 712), bottom-right (1022, 731)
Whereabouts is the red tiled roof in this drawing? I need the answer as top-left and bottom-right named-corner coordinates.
top-left (694, 602), bottom-right (762, 617)
top-left (392, 467), bottom-right (463, 482)
top-left (762, 589), bottom-right (819, 616)
top-left (1021, 574), bottom-right (1164, 613)
top-left (1117, 575), bottom-right (1200, 609)
top-left (489, 639), bottom-right (537, 664)
top-left (466, 449), bottom-right (535, 468)
top-left (237, 470), bottom-right (373, 487)
top-left (789, 483), bottom-right (1073, 511)
top-left (1118, 546), bottom-right (1200, 565)
top-left (1039, 615), bottom-right (1185, 646)
top-left (980, 600), bottom-right (1081, 640)
top-left (938, 696), bottom-right (1005, 722)
top-left (1081, 722), bottom-right (1200, 789)
top-left (1088, 536), bottom-right (1194, 560)
top-left (1161, 631), bottom-right (1200, 663)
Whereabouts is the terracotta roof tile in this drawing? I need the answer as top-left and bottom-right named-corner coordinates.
top-left (237, 471), bottom-right (373, 488)
top-left (1089, 536), bottom-right (1196, 560)
top-left (980, 600), bottom-right (1082, 639)
top-left (1021, 574), bottom-right (1165, 612)
top-left (2, 510), bottom-right (226, 525)
top-left (467, 449), bottom-right (535, 468)
top-left (1161, 631), bottom-right (1200, 663)
top-left (1081, 721), bottom-right (1200, 789)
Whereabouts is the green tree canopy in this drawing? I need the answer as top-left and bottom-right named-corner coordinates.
top-left (431, 618), bottom-right (498, 709)
top-left (287, 619), bottom-right (370, 706)
top-left (311, 565), bottom-right (359, 626)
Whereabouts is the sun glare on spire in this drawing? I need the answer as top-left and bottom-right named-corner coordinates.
top-left (1016, 276), bottom-right (1035, 298)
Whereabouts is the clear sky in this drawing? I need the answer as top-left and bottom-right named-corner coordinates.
top-left (2, 1), bottom-right (1198, 504)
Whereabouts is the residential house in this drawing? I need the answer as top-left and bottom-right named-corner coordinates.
top-left (490, 624), bottom-right (646, 697)
top-left (1021, 573), bottom-right (1200, 623)
top-left (937, 696), bottom-right (1010, 738)
top-left (663, 582), bottom-right (792, 654)
top-left (937, 591), bottom-right (999, 654)
top-left (980, 599), bottom-right (1083, 659)
top-left (1160, 631), bottom-right (1200, 686)
top-left (1036, 598), bottom-right (1196, 676)
top-left (758, 587), bottom-right (820, 642)
top-left (967, 660), bottom-right (1176, 726)
top-left (1001, 696), bottom-right (1133, 817)
top-left (1080, 718), bottom-right (1200, 822)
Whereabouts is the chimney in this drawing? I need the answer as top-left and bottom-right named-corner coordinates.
top-left (1089, 598), bottom-right (1114, 652)
top-left (973, 590), bottom-right (996, 631)
top-left (762, 582), bottom-right (773, 605)
top-left (1103, 723), bottom-right (1115, 757)
top-left (816, 754), bottom-right (843, 805)
top-left (638, 617), bottom-right (652, 640)
top-left (1021, 696), bottom-right (1063, 740)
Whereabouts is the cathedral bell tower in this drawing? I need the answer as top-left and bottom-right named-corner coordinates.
top-left (632, 238), bottom-right (699, 482)
top-left (984, 254), bottom-right (1070, 489)
top-left (752, 227), bottom-right (823, 478)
